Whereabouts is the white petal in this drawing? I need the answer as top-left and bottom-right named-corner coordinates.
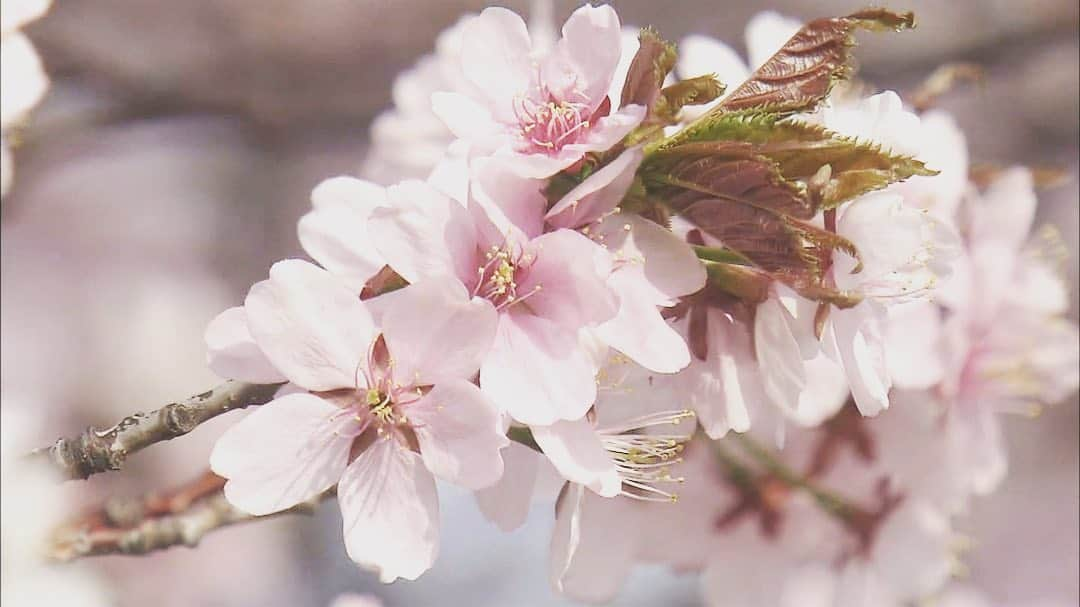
top-left (408, 379), bottom-right (509, 489)
top-left (339, 439), bottom-right (440, 583)
top-left (550, 484), bottom-right (637, 603)
top-left (204, 306), bottom-right (287, 384)
top-left (297, 177), bottom-right (387, 290)
top-left (381, 279), bottom-right (498, 385)
top-left (369, 180), bottom-right (478, 286)
top-left (244, 260), bottom-right (375, 391)
top-left (211, 393), bottom-right (351, 515)
top-left (831, 302), bottom-right (891, 416)
top-left (474, 441), bottom-right (544, 532)
top-left (480, 313), bottom-right (598, 425)
top-left (532, 418), bottom-right (620, 497)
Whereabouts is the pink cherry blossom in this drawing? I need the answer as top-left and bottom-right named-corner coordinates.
top-left (368, 177), bottom-right (617, 425)
top-left (432, 4), bottom-right (646, 178)
top-left (821, 192), bottom-right (960, 415)
top-left (209, 260), bottom-right (507, 583)
top-left (546, 147), bottom-right (706, 372)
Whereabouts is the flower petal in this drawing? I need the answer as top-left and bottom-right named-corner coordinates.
top-left (211, 393), bottom-right (351, 515)
top-left (474, 441), bottom-right (544, 532)
top-left (369, 180), bottom-right (478, 286)
top-left (408, 379), bottom-right (508, 489)
top-left (831, 302), bottom-right (891, 416)
top-left (546, 147), bottom-right (643, 229)
top-left (430, 92), bottom-right (500, 142)
top-left (532, 418), bottom-right (620, 497)
top-left (517, 229), bottom-right (618, 329)
top-left (754, 295), bottom-right (807, 413)
top-left (204, 306), bottom-right (287, 384)
top-left (592, 212), bottom-right (706, 300)
top-left (573, 104), bottom-right (647, 154)
top-left (594, 267), bottom-right (691, 373)
top-left (550, 483), bottom-right (637, 603)
top-left (481, 313), bottom-right (598, 425)
top-left (542, 4), bottom-right (623, 107)
top-left (382, 279), bottom-right (497, 385)
top-left (297, 176), bottom-right (387, 290)
top-left (244, 260), bottom-right (376, 391)
top-left (339, 438), bottom-right (440, 583)
top-left (460, 7), bottom-right (532, 122)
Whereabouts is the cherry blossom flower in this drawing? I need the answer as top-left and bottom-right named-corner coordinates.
top-left (546, 147), bottom-right (706, 372)
top-left (432, 4), bottom-right (646, 178)
top-left (209, 261), bottom-right (507, 582)
top-left (369, 176), bottom-right (618, 425)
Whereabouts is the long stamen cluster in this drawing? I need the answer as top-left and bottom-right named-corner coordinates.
top-left (598, 410), bottom-right (696, 502)
top-left (513, 88), bottom-right (591, 153)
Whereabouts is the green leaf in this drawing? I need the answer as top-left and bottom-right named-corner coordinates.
top-left (648, 113), bottom-right (936, 209)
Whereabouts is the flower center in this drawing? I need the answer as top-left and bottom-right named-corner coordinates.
top-left (513, 92), bottom-right (590, 154)
top-left (365, 387), bottom-right (396, 425)
top-left (473, 244), bottom-right (542, 310)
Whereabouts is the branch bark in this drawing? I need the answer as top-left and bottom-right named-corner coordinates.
top-left (31, 381), bottom-right (281, 480)
top-left (50, 471), bottom-right (331, 561)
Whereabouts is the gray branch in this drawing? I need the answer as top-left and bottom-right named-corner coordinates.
top-left (51, 488), bottom-right (330, 561)
top-left (32, 381), bottom-right (281, 480)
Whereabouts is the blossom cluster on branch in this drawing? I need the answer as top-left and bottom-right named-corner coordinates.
top-left (30, 4), bottom-right (1079, 607)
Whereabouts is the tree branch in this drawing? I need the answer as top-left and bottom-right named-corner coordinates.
top-left (31, 381), bottom-right (282, 480)
top-left (50, 471), bottom-right (331, 561)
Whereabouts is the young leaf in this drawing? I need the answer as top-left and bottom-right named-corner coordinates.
top-left (620, 27), bottom-right (678, 116)
top-left (714, 9), bottom-right (914, 114)
top-left (649, 112), bottom-right (935, 208)
top-left (680, 198), bottom-right (862, 307)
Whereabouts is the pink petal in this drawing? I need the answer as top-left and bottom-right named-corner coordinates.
top-left (407, 379), bottom-right (509, 489)
top-left (369, 180), bottom-right (478, 286)
top-left (430, 92), bottom-right (501, 142)
top-left (495, 146), bottom-right (586, 179)
top-left (594, 267), bottom-right (691, 373)
top-left (831, 302), bottom-right (891, 416)
top-left (460, 7), bottom-right (532, 123)
top-left (531, 418), bottom-right (620, 497)
top-left (339, 438), bottom-right (440, 583)
top-left (297, 176), bottom-right (387, 290)
top-left (573, 104), bottom-right (646, 154)
top-left (211, 393), bottom-right (352, 515)
top-left (592, 212), bottom-right (706, 300)
top-left (542, 4), bottom-right (623, 107)
top-left (546, 147), bottom-right (643, 229)
top-left (480, 313), bottom-right (598, 425)
top-left (470, 159), bottom-right (548, 239)
top-left (244, 260), bottom-right (376, 392)
top-left (381, 279), bottom-right (498, 385)
top-left (474, 441), bottom-right (544, 532)
top-left (682, 310), bottom-right (765, 437)
top-left (517, 229), bottom-right (618, 329)
top-left (550, 484), bottom-right (637, 603)
top-left (204, 306), bottom-right (287, 384)
top-left (753, 296), bottom-right (807, 413)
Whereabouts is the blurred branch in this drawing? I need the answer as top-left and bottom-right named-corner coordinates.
top-left (50, 470), bottom-right (331, 561)
top-left (30, 381), bottom-right (282, 480)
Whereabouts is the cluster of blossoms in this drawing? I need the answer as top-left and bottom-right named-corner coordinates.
top-left (204, 4), bottom-right (1078, 605)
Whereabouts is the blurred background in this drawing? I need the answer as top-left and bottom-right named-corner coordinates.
top-left (1, 1), bottom-right (1077, 606)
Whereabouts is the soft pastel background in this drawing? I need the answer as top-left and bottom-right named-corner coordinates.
top-left (2, 1), bottom-right (1077, 606)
